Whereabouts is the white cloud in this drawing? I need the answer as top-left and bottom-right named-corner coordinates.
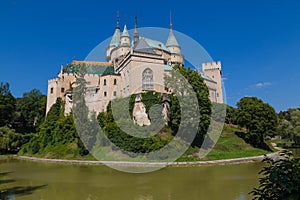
top-left (222, 77), bottom-right (228, 81)
top-left (255, 82), bottom-right (271, 88)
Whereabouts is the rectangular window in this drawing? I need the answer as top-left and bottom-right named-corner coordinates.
top-left (113, 91), bottom-right (117, 96)
top-left (104, 91), bottom-right (107, 97)
top-left (50, 87), bottom-right (54, 94)
top-left (61, 88), bottom-right (65, 93)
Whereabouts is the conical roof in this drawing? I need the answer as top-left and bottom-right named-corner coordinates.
top-left (121, 25), bottom-right (130, 37)
top-left (166, 29), bottom-right (180, 47)
top-left (109, 27), bottom-right (121, 47)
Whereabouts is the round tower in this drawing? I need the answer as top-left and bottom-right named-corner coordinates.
top-left (106, 16), bottom-right (121, 62)
top-left (121, 25), bottom-right (131, 46)
top-left (166, 17), bottom-right (183, 65)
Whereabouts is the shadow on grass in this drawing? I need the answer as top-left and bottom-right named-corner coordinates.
top-left (0, 171), bottom-right (47, 199)
top-left (235, 132), bottom-right (272, 151)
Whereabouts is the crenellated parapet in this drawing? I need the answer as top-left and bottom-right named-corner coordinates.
top-left (202, 61), bottom-right (222, 72)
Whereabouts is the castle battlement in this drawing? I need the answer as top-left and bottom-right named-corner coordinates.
top-left (48, 77), bottom-right (70, 84)
top-left (202, 61), bottom-right (222, 71)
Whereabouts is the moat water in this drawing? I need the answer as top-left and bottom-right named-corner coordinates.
top-left (1, 149), bottom-right (299, 200)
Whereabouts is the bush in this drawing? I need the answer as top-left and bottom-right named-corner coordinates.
top-left (250, 151), bottom-right (300, 199)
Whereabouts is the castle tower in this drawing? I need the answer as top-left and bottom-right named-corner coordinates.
top-left (106, 15), bottom-right (121, 61)
top-left (120, 24), bottom-right (131, 47)
top-left (166, 15), bottom-right (184, 65)
top-left (166, 15), bottom-right (181, 54)
top-left (202, 61), bottom-right (223, 103)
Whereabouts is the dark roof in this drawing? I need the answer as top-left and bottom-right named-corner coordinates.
top-left (134, 38), bottom-right (157, 54)
top-left (63, 61), bottom-right (115, 75)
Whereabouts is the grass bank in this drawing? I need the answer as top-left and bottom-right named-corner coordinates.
top-left (177, 125), bottom-right (272, 161)
top-left (18, 125), bottom-right (273, 162)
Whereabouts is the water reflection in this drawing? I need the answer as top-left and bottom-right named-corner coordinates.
top-left (0, 159), bottom-right (263, 200)
top-left (0, 171), bottom-right (47, 200)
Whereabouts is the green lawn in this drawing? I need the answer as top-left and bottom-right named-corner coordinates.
top-left (177, 125), bottom-right (272, 162)
top-left (203, 125), bottom-right (271, 160)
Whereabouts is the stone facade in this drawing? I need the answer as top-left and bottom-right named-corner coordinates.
top-left (46, 18), bottom-right (223, 118)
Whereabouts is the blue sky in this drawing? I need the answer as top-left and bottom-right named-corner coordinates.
top-left (0, 0), bottom-right (299, 112)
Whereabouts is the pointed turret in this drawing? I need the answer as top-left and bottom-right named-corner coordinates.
top-left (109, 17), bottom-right (121, 47)
top-left (106, 13), bottom-right (121, 61)
top-left (166, 15), bottom-right (180, 51)
top-left (121, 24), bottom-right (131, 46)
top-left (166, 14), bottom-right (183, 65)
top-left (133, 16), bottom-right (139, 46)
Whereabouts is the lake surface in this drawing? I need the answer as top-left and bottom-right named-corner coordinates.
top-left (0, 158), bottom-right (264, 200)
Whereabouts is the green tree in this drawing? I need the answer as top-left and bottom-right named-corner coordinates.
top-left (0, 126), bottom-right (31, 153)
top-left (165, 65), bottom-right (211, 147)
top-left (278, 108), bottom-right (300, 146)
top-left (16, 89), bottom-right (46, 129)
top-left (0, 82), bottom-right (16, 126)
top-left (225, 105), bottom-right (238, 125)
top-left (72, 64), bottom-right (97, 155)
top-left (250, 151), bottom-right (300, 200)
top-left (237, 97), bottom-right (278, 149)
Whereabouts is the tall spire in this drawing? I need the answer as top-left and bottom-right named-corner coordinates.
top-left (166, 14), bottom-right (180, 48)
top-left (170, 11), bottom-right (173, 30)
top-left (116, 10), bottom-right (120, 29)
top-left (109, 11), bottom-right (121, 47)
top-left (134, 16), bottom-right (139, 46)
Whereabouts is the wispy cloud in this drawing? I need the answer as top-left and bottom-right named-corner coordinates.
top-left (255, 82), bottom-right (271, 88)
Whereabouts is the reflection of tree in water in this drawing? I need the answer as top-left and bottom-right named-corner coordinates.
top-left (0, 171), bottom-right (47, 200)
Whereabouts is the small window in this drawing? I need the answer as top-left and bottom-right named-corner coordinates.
top-left (113, 91), bottom-right (117, 96)
top-left (61, 88), bottom-right (65, 93)
top-left (114, 79), bottom-right (117, 85)
top-left (104, 79), bottom-right (107, 86)
top-left (104, 91), bottom-right (107, 97)
top-left (217, 93), bottom-right (219, 98)
top-left (50, 88), bottom-right (54, 94)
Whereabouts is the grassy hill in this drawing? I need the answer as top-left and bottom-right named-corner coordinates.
top-left (19, 124), bottom-right (273, 162)
top-left (177, 124), bottom-right (272, 162)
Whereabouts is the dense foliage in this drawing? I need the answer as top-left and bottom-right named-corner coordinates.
top-left (278, 108), bottom-right (300, 146)
top-left (237, 97), bottom-right (278, 149)
top-left (15, 89), bottom-right (47, 130)
top-left (20, 98), bottom-right (86, 157)
top-left (98, 95), bottom-right (171, 156)
top-left (0, 83), bottom-right (46, 154)
top-left (225, 105), bottom-right (238, 125)
top-left (165, 65), bottom-right (211, 147)
top-left (0, 126), bottom-right (31, 153)
top-left (0, 82), bottom-right (16, 127)
top-left (250, 151), bottom-right (300, 200)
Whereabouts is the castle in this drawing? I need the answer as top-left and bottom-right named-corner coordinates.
top-left (46, 17), bottom-right (223, 121)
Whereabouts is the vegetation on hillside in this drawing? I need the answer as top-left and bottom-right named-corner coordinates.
top-left (0, 71), bottom-right (294, 161)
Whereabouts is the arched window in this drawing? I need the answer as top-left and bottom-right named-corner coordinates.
top-left (142, 68), bottom-right (153, 90)
top-left (104, 79), bottom-right (107, 86)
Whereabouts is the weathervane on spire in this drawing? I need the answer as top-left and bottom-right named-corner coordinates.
top-left (170, 11), bottom-right (173, 29)
top-left (116, 10), bottom-right (120, 29)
